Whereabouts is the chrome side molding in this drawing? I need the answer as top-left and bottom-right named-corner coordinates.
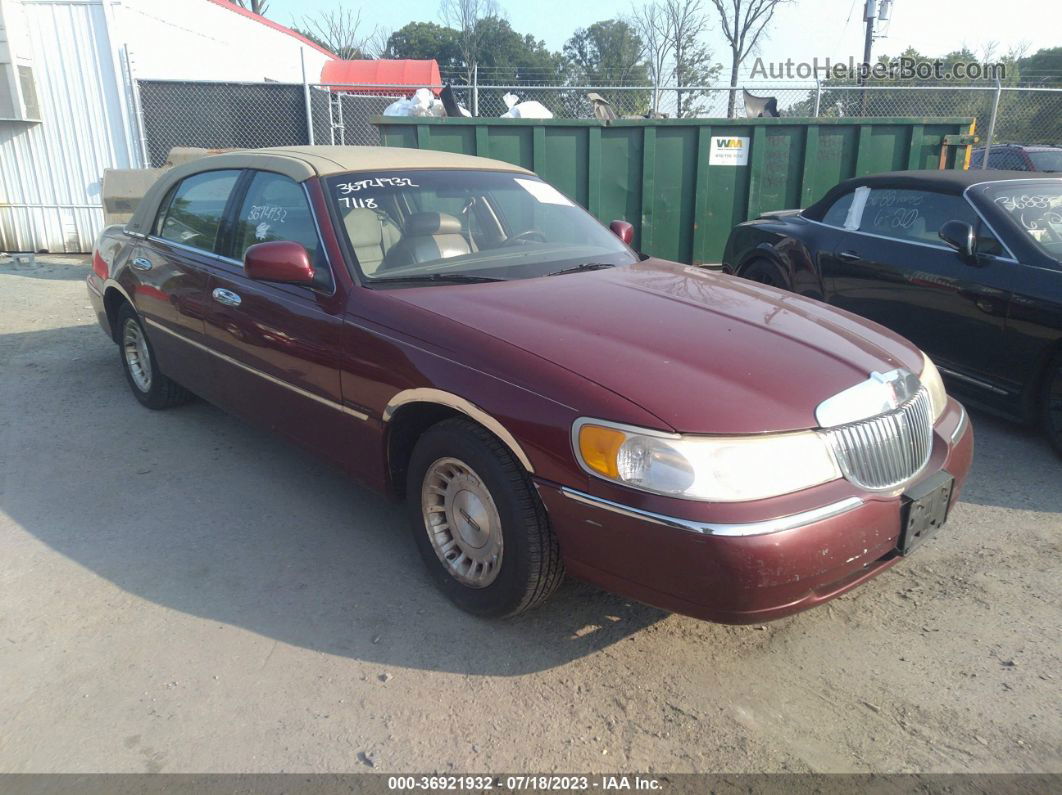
top-left (142, 318), bottom-right (369, 421)
top-left (558, 487), bottom-right (863, 537)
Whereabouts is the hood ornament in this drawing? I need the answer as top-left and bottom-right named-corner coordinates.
top-left (816, 368), bottom-right (921, 428)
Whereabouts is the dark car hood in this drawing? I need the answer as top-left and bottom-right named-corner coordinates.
top-left (392, 259), bottom-right (924, 433)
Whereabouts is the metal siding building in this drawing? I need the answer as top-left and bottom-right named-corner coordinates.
top-left (0, 0), bottom-right (135, 252)
top-left (0, 0), bottom-right (333, 253)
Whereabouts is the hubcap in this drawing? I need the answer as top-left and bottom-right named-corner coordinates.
top-left (421, 457), bottom-right (503, 588)
top-left (122, 318), bottom-right (152, 393)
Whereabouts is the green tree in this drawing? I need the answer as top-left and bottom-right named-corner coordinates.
top-left (563, 20), bottom-right (651, 114)
top-left (1016, 47), bottom-right (1062, 86)
top-left (385, 22), bottom-right (464, 73)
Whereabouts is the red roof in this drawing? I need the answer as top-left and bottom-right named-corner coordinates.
top-left (320, 60), bottom-right (442, 93)
top-left (206, 0), bottom-right (336, 58)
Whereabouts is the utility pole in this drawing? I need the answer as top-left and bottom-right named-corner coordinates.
top-left (859, 0), bottom-right (877, 114)
top-left (859, 0), bottom-right (892, 114)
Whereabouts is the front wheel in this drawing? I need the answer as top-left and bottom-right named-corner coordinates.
top-left (117, 305), bottom-right (192, 410)
top-left (740, 258), bottom-right (791, 290)
top-left (1041, 353), bottom-right (1062, 457)
top-left (406, 417), bottom-right (563, 617)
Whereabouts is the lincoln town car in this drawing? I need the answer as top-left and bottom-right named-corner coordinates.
top-left (87, 147), bottom-right (973, 623)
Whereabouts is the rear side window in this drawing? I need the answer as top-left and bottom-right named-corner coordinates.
top-left (821, 192), bottom-right (855, 228)
top-left (155, 170), bottom-right (241, 252)
top-left (232, 172), bottom-right (321, 261)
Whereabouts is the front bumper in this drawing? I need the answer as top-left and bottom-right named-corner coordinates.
top-left (536, 399), bottom-right (973, 624)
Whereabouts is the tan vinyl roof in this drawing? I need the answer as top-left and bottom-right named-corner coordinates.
top-left (125, 146), bottom-right (532, 236)
top-left (220, 146), bottom-right (531, 179)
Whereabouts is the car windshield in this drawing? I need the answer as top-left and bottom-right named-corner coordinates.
top-left (1028, 150), bottom-right (1062, 173)
top-left (325, 170), bottom-right (637, 283)
top-left (983, 182), bottom-right (1062, 258)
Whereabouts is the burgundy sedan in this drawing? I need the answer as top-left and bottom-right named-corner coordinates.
top-left (87, 146), bottom-right (973, 623)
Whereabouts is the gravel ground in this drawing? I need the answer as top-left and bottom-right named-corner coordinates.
top-left (1, 257), bottom-right (1059, 774)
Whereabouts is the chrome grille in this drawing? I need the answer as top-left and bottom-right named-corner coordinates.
top-left (824, 387), bottom-right (934, 490)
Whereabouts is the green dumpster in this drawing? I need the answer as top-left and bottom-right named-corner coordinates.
top-left (374, 116), bottom-right (977, 266)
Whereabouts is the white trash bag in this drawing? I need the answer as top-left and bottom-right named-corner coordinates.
top-left (499, 92), bottom-right (553, 119)
top-left (384, 88), bottom-right (446, 117)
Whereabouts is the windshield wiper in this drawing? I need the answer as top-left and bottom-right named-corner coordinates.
top-left (369, 273), bottom-right (505, 285)
top-left (546, 262), bottom-right (616, 277)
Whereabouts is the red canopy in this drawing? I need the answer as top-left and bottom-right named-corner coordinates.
top-left (320, 60), bottom-right (442, 94)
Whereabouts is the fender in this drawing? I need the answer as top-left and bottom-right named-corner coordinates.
top-left (383, 388), bottom-right (535, 473)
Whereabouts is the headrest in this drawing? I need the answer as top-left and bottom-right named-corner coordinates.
top-left (405, 212), bottom-right (462, 237)
top-left (345, 209), bottom-right (384, 247)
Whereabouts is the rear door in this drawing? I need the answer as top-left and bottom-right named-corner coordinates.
top-left (824, 187), bottom-right (1015, 387)
top-left (136, 169), bottom-right (242, 398)
top-left (200, 170), bottom-right (357, 468)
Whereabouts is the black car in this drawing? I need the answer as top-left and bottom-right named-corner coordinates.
top-left (970, 144), bottom-right (1062, 173)
top-left (722, 170), bottom-right (1062, 453)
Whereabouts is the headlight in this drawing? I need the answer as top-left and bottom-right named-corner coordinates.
top-left (573, 419), bottom-right (841, 502)
top-left (920, 353), bottom-right (948, 421)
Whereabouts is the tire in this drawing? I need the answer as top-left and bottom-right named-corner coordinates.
top-left (1041, 352), bottom-right (1062, 458)
top-left (740, 258), bottom-right (791, 290)
top-left (116, 304), bottom-right (192, 410)
top-left (406, 417), bottom-right (563, 617)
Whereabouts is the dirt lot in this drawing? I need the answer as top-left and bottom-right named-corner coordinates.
top-left (1, 257), bottom-right (1059, 774)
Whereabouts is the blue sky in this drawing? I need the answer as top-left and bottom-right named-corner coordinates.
top-left (268, 0), bottom-right (1059, 74)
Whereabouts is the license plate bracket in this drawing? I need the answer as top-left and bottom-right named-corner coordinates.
top-left (897, 471), bottom-right (954, 556)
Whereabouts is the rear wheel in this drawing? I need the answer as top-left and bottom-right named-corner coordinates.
top-left (406, 417), bottom-right (563, 617)
top-left (1041, 353), bottom-right (1062, 457)
top-left (740, 258), bottom-right (791, 290)
top-left (117, 304), bottom-right (192, 410)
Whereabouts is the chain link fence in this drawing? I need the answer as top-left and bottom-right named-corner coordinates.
top-left (134, 79), bottom-right (1060, 168)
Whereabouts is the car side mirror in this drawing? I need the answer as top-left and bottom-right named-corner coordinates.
top-left (609, 220), bottom-right (634, 246)
top-left (938, 221), bottom-right (976, 261)
top-left (244, 240), bottom-right (316, 285)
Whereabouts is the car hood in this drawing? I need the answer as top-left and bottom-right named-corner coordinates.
top-left (392, 259), bottom-right (924, 434)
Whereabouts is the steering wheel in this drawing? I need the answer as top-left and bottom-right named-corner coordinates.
top-left (502, 229), bottom-right (547, 246)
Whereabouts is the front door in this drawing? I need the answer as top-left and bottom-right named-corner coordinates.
top-left (200, 170), bottom-right (357, 468)
top-left (824, 187), bottom-right (1015, 390)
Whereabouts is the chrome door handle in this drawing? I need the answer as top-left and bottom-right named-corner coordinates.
top-left (837, 250), bottom-right (863, 262)
top-left (212, 288), bottom-right (242, 307)
top-left (131, 257), bottom-right (153, 271)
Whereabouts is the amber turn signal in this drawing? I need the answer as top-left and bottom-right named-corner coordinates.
top-left (577, 424), bottom-right (627, 478)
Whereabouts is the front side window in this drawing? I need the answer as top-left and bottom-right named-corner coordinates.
top-left (982, 181), bottom-right (1062, 259)
top-left (233, 172), bottom-right (321, 261)
top-left (325, 170), bottom-right (637, 283)
top-left (156, 170), bottom-right (241, 252)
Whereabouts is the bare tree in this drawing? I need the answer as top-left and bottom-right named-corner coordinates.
top-left (440, 0), bottom-right (499, 86)
top-left (630, 3), bottom-right (674, 114)
top-left (297, 8), bottom-right (375, 60)
top-left (364, 27), bottom-right (393, 60)
top-left (232, 0), bottom-right (269, 15)
top-left (708, 0), bottom-right (793, 118)
top-left (662, 0), bottom-right (718, 117)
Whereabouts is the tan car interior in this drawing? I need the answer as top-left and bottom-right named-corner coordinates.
top-left (343, 209), bottom-right (474, 275)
